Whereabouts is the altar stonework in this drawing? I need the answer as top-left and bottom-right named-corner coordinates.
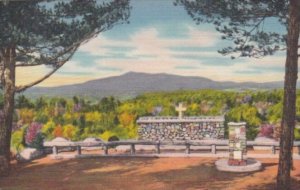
top-left (137, 103), bottom-right (225, 141)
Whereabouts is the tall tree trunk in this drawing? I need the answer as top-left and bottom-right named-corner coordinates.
top-left (0, 47), bottom-right (16, 176)
top-left (276, 0), bottom-right (300, 189)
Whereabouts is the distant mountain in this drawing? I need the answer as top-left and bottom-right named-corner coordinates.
top-left (24, 72), bottom-right (285, 99)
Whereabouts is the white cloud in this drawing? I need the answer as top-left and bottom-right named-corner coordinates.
top-left (23, 25), bottom-right (288, 87)
top-left (187, 26), bottom-right (218, 47)
top-left (79, 26), bottom-right (219, 59)
top-left (79, 36), bottom-right (132, 56)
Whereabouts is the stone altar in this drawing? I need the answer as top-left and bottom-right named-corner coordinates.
top-left (137, 103), bottom-right (225, 141)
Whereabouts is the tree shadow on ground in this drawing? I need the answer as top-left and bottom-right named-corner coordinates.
top-left (142, 160), bottom-right (250, 190)
top-left (245, 178), bottom-right (300, 190)
top-left (261, 162), bottom-right (278, 169)
top-left (0, 157), bottom-right (158, 190)
top-left (140, 161), bottom-right (294, 190)
top-left (1, 157), bottom-right (299, 190)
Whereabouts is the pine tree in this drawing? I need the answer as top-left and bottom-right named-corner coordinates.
top-left (176, 0), bottom-right (299, 189)
top-left (0, 0), bottom-right (130, 175)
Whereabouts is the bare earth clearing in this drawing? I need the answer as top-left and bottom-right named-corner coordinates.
top-left (1, 154), bottom-right (300, 190)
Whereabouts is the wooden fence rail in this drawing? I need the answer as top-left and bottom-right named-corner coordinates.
top-left (44, 140), bottom-right (300, 156)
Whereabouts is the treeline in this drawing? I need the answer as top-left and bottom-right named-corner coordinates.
top-left (6, 89), bottom-right (300, 152)
top-left (10, 95), bottom-right (137, 152)
top-left (134, 89), bottom-right (285, 139)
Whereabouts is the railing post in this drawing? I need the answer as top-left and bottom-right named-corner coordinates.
top-left (53, 146), bottom-right (58, 155)
top-left (211, 144), bottom-right (216, 154)
top-left (77, 145), bottom-right (81, 155)
top-left (185, 143), bottom-right (190, 154)
top-left (156, 142), bottom-right (160, 154)
top-left (131, 144), bottom-right (136, 155)
top-left (272, 146), bottom-right (276, 154)
top-left (104, 145), bottom-right (108, 155)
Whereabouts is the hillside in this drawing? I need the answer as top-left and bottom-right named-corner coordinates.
top-left (24, 72), bottom-right (284, 98)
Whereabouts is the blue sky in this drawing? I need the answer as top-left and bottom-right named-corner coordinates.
top-left (17, 0), bottom-right (286, 87)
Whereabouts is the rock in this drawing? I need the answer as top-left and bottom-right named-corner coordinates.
top-left (253, 137), bottom-right (277, 150)
top-left (83, 137), bottom-right (104, 143)
top-left (52, 137), bottom-right (69, 142)
top-left (44, 137), bottom-right (73, 147)
top-left (17, 148), bottom-right (43, 162)
top-left (82, 137), bottom-right (105, 149)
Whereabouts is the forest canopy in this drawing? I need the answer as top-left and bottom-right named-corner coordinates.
top-left (8, 89), bottom-right (300, 153)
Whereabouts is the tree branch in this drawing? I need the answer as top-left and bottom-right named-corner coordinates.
top-left (14, 24), bottom-right (105, 92)
top-left (15, 64), bottom-right (62, 92)
top-left (235, 16), bottom-right (267, 56)
top-left (15, 47), bottom-right (78, 93)
top-left (15, 62), bottom-right (44, 67)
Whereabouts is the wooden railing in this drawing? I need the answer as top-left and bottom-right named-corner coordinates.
top-left (44, 140), bottom-right (300, 156)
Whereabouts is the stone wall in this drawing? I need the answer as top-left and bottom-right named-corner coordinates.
top-left (137, 116), bottom-right (224, 141)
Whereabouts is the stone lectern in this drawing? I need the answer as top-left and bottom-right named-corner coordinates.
top-left (215, 121), bottom-right (261, 172)
top-left (228, 122), bottom-right (247, 166)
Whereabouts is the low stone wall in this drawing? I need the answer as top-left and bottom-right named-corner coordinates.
top-left (137, 116), bottom-right (225, 141)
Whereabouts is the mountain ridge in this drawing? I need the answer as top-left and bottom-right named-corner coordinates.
top-left (24, 72), bottom-right (286, 99)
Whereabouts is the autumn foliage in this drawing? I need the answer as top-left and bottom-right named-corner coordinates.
top-left (52, 125), bottom-right (63, 138)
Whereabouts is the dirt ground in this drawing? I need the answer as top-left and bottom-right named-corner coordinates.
top-left (1, 155), bottom-right (300, 190)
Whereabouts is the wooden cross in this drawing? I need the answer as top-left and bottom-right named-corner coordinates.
top-left (176, 103), bottom-right (187, 119)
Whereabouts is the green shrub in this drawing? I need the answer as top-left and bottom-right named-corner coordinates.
top-left (108, 135), bottom-right (119, 148)
top-left (11, 130), bottom-right (25, 153)
top-left (108, 136), bottom-right (119, 141)
top-left (34, 113), bottom-right (49, 124)
top-left (100, 131), bottom-right (116, 141)
top-left (226, 104), bottom-right (261, 140)
top-left (41, 121), bottom-right (56, 140)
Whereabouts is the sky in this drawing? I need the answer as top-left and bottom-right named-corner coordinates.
top-left (16, 0), bottom-right (287, 87)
